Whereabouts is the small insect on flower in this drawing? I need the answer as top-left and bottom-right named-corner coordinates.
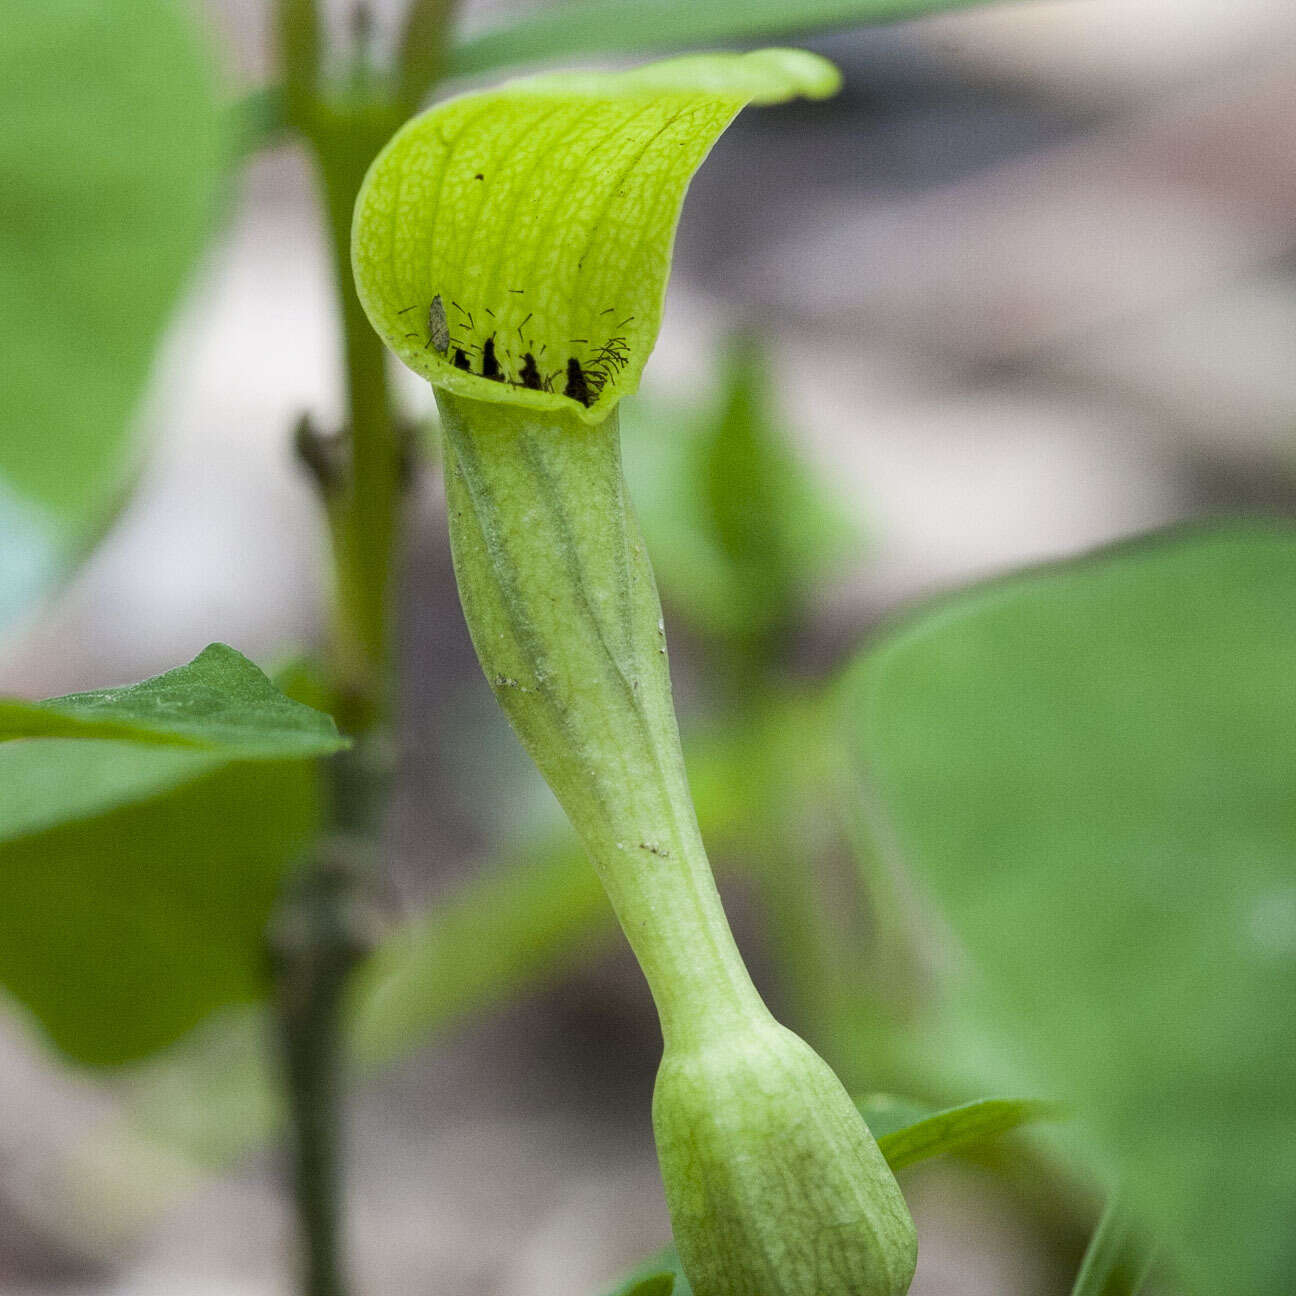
top-left (398, 295), bottom-right (450, 353)
top-left (481, 336), bottom-right (504, 382)
top-left (519, 353), bottom-right (543, 390)
top-left (564, 357), bottom-right (593, 407)
top-left (427, 294), bottom-right (450, 353)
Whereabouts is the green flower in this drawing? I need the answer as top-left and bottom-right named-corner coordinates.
top-left (354, 51), bottom-right (916, 1296)
top-left (352, 49), bottom-right (838, 421)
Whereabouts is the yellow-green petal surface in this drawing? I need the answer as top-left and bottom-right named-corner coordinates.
top-left (352, 49), bottom-right (839, 424)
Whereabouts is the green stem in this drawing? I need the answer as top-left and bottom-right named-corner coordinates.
top-left (277, 0), bottom-right (321, 131)
top-left (438, 391), bottom-right (767, 1049)
top-left (279, 115), bottom-right (400, 1294)
top-left (395, 0), bottom-right (460, 115)
top-left (438, 389), bottom-right (917, 1296)
top-left (271, 845), bottom-right (369, 1296)
top-left (306, 103), bottom-right (409, 730)
top-left (270, 9), bottom-right (419, 1296)
top-left (277, 0), bottom-right (409, 729)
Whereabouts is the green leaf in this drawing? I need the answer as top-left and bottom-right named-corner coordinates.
top-left (396, 0), bottom-right (457, 112)
top-left (873, 1097), bottom-right (1062, 1172)
top-left (352, 50), bottom-right (839, 424)
top-left (0, 643), bottom-right (349, 759)
top-left (618, 1277), bottom-right (675, 1296)
top-left (0, 1), bottom-right (224, 623)
top-left (621, 337), bottom-right (855, 652)
top-left (227, 85), bottom-right (289, 161)
top-left (276, 0), bottom-right (321, 130)
top-left (0, 740), bottom-right (224, 844)
top-left (0, 649), bottom-right (339, 1065)
top-left (603, 1247), bottom-right (690, 1296)
top-left (848, 523), bottom-right (1296, 1296)
top-left (123, 705), bottom-right (852, 1165)
top-left (348, 831), bottom-right (614, 1069)
top-left (448, 0), bottom-right (992, 78)
top-left (700, 335), bottom-right (856, 640)
top-left (0, 748), bottom-right (320, 1066)
top-left (853, 1092), bottom-right (934, 1139)
top-left (1071, 1190), bottom-right (1158, 1296)
top-left (620, 396), bottom-right (745, 636)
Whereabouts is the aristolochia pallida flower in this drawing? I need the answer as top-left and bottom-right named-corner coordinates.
top-left (353, 50), bottom-right (917, 1296)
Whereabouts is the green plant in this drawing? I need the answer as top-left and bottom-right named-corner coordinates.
top-left (350, 53), bottom-right (920, 1295)
top-left (2, 3), bottom-right (1293, 1296)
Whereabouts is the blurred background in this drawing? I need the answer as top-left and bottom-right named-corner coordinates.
top-left (2, 0), bottom-right (1295, 1292)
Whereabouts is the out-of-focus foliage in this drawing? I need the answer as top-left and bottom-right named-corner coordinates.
top-left (853, 1092), bottom-right (934, 1139)
top-left (0, 0), bottom-right (224, 626)
top-left (116, 689), bottom-right (836, 1166)
top-left (701, 337), bottom-right (855, 642)
top-left (618, 1278), bottom-right (676, 1296)
top-left (848, 524), bottom-right (1296, 1296)
top-left (872, 1096), bottom-right (1062, 1172)
top-left (622, 338), bottom-right (855, 660)
top-left (227, 85), bottom-right (289, 161)
top-left (603, 1245), bottom-right (690, 1296)
top-left (0, 647), bottom-right (342, 1065)
top-left (447, 0), bottom-right (991, 78)
top-left (124, 832), bottom-right (615, 1165)
top-left (350, 832), bottom-right (613, 1068)
top-left (121, 718), bottom-right (745, 1162)
top-left (1069, 1190), bottom-right (1158, 1296)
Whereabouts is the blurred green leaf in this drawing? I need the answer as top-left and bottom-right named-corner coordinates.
top-left (448, 0), bottom-right (992, 77)
top-left (622, 340), bottom-right (855, 654)
top-left (0, 1), bottom-right (224, 624)
top-left (848, 523), bottom-right (1296, 1296)
top-left (603, 1246), bottom-right (690, 1296)
top-left (395, 0), bottom-right (457, 111)
top-left (226, 85), bottom-right (288, 161)
top-left (0, 649), bottom-right (338, 1065)
top-left (616, 1277), bottom-right (675, 1296)
top-left (699, 335), bottom-right (856, 646)
top-left (0, 748), bottom-right (320, 1066)
top-left (125, 827), bottom-right (618, 1161)
top-left (121, 1003), bottom-right (278, 1167)
top-left (1071, 1189), bottom-right (1158, 1296)
top-left (276, 0), bottom-right (321, 130)
top-left (621, 396), bottom-right (744, 635)
top-left (853, 1091), bottom-right (934, 1139)
top-left (0, 644), bottom-right (348, 758)
top-left (349, 831), bottom-right (615, 1069)
top-left (874, 1097), bottom-right (1062, 1171)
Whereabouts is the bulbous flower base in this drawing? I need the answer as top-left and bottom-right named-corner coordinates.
top-left (654, 1020), bottom-right (917, 1296)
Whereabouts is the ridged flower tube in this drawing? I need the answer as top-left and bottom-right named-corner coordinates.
top-left (353, 51), bottom-right (917, 1296)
